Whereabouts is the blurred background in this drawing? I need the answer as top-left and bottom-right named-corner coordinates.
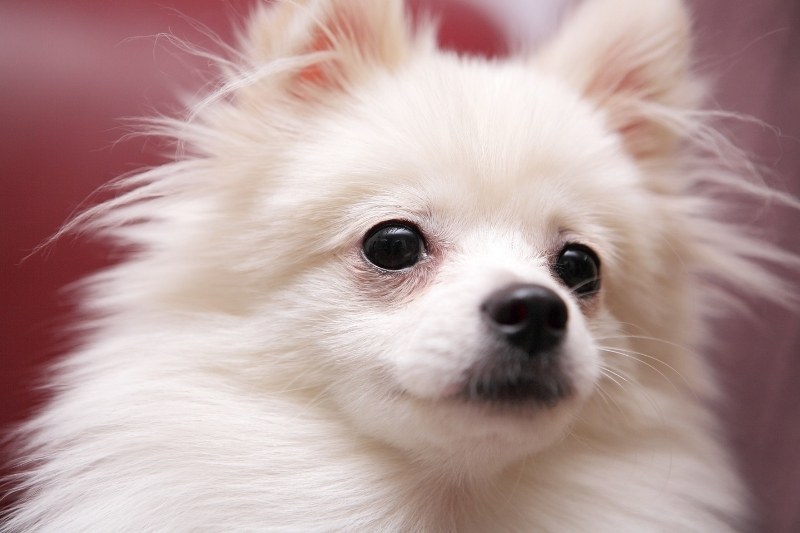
top-left (1, 1), bottom-right (798, 530)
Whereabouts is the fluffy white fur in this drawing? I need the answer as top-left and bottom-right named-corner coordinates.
top-left (4, 0), bottom-right (797, 530)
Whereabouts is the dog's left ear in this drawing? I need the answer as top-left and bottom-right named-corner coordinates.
top-left (537, 0), bottom-right (701, 159)
top-left (242, 0), bottom-right (413, 100)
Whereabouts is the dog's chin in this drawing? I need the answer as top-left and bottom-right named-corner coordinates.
top-left (334, 357), bottom-right (590, 474)
top-left (432, 388), bottom-right (579, 428)
top-left (398, 388), bottom-right (584, 473)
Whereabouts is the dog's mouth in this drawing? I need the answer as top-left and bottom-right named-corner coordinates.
top-left (460, 348), bottom-right (574, 408)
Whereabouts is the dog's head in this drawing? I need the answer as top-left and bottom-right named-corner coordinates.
top-left (100, 0), bottom-right (779, 473)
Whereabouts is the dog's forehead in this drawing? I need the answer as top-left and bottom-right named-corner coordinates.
top-left (384, 58), bottom-right (619, 173)
top-left (302, 56), bottom-right (638, 223)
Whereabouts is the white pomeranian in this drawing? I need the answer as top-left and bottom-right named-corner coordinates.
top-left (4, 0), bottom-right (795, 530)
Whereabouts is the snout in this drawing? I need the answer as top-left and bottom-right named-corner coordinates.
top-left (468, 283), bottom-right (573, 405)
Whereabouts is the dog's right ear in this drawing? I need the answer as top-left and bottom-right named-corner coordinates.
top-left (241, 0), bottom-right (413, 100)
top-left (536, 0), bottom-right (702, 160)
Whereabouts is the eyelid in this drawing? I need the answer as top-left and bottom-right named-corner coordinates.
top-left (557, 243), bottom-right (601, 267)
top-left (363, 220), bottom-right (428, 249)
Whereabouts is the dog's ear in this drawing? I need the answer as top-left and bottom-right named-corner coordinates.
top-left (536, 0), bottom-right (702, 159)
top-left (243, 0), bottom-right (412, 98)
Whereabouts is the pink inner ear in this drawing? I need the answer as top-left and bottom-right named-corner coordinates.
top-left (292, 6), bottom-right (370, 92)
top-left (585, 40), bottom-right (649, 101)
top-left (583, 42), bottom-right (670, 158)
top-left (616, 111), bottom-right (669, 159)
top-left (296, 29), bottom-right (338, 88)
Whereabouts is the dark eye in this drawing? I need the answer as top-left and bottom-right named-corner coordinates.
top-left (554, 244), bottom-right (601, 297)
top-left (363, 223), bottom-right (425, 270)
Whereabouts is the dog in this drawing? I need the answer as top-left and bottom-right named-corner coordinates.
top-left (4, 0), bottom-right (795, 530)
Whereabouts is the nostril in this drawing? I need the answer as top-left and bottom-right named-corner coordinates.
top-left (482, 284), bottom-right (569, 356)
top-left (546, 298), bottom-right (568, 331)
top-left (490, 299), bottom-right (529, 327)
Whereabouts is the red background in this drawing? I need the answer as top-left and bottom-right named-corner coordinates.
top-left (1, 1), bottom-right (798, 531)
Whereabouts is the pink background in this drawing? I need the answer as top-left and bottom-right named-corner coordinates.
top-left (1, 1), bottom-right (798, 530)
top-left (691, 3), bottom-right (800, 531)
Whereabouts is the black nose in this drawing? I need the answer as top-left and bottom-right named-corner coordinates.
top-left (481, 284), bottom-right (568, 356)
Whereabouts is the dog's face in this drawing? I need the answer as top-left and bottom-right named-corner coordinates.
top-left (262, 64), bottom-right (633, 465)
top-left (156, 0), bottom-right (701, 470)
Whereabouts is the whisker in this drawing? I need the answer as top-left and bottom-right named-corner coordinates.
top-left (600, 344), bottom-right (687, 383)
top-left (599, 366), bottom-right (631, 387)
top-left (591, 382), bottom-right (628, 420)
top-left (598, 363), bottom-right (668, 425)
top-left (594, 333), bottom-right (694, 355)
top-left (568, 276), bottom-right (601, 296)
top-left (599, 346), bottom-right (689, 397)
